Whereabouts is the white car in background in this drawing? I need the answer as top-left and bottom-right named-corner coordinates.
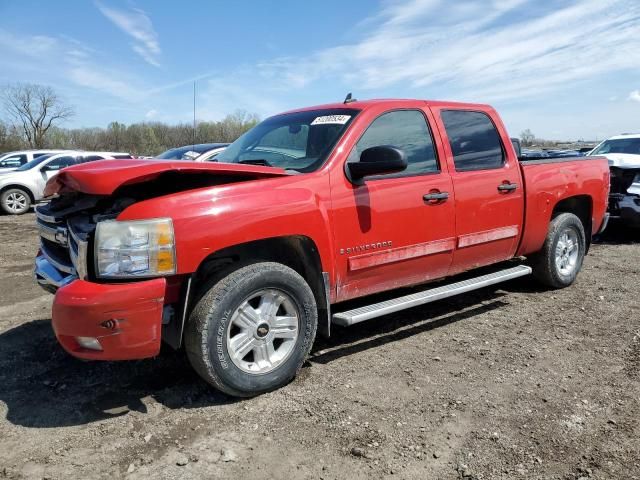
top-left (589, 133), bottom-right (640, 228)
top-left (0, 150), bottom-right (70, 172)
top-left (0, 151), bottom-right (133, 215)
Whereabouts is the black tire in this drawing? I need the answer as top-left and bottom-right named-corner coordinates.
top-left (0, 188), bottom-right (31, 215)
top-left (184, 262), bottom-right (317, 397)
top-left (530, 212), bottom-right (586, 288)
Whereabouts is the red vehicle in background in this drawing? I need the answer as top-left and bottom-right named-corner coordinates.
top-left (34, 98), bottom-right (609, 397)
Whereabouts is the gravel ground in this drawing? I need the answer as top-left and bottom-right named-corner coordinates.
top-left (0, 212), bottom-right (638, 480)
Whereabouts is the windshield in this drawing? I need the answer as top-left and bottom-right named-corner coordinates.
top-left (15, 154), bottom-right (54, 171)
top-left (216, 108), bottom-right (360, 172)
top-left (592, 138), bottom-right (640, 155)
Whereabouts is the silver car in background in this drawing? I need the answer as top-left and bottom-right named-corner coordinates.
top-left (0, 151), bottom-right (132, 214)
top-left (0, 150), bottom-right (70, 173)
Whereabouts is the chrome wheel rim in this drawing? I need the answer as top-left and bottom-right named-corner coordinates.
top-left (555, 228), bottom-right (579, 276)
top-left (6, 192), bottom-right (27, 213)
top-left (226, 288), bottom-right (300, 374)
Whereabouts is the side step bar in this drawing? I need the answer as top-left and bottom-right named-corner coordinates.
top-left (332, 265), bottom-right (532, 326)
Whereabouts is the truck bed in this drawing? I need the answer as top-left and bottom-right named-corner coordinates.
top-left (516, 156), bottom-right (609, 257)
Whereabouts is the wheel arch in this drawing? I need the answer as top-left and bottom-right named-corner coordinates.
top-left (188, 235), bottom-right (329, 336)
top-left (551, 194), bottom-right (593, 251)
top-left (0, 183), bottom-right (36, 203)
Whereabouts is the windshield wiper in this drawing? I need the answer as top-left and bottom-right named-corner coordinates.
top-left (237, 159), bottom-right (273, 167)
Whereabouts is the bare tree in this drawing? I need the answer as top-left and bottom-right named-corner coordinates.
top-left (2, 83), bottom-right (74, 148)
top-left (520, 129), bottom-right (536, 147)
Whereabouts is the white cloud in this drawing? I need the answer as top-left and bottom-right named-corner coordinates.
top-left (630, 90), bottom-right (640, 103)
top-left (95, 2), bottom-right (161, 67)
top-left (145, 109), bottom-right (158, 119)
top-left (253, 0), bottom-right (640, 104)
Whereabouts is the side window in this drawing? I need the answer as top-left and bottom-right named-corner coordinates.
top-left (45, 156), bottom-right (77, 171)
top-left (441, 110), bottom-right (504, 171)
top-left (349, 110), bottom-right (439, 176)
top-left (0, 154), bottom-right (27, 167)
top-left (83, 155), bottom-right (105, 162)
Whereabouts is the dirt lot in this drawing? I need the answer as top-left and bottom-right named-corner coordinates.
top-left (0, 212), bottom-right (638, 480)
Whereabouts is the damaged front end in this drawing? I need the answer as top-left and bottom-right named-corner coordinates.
top-left (609, 166), bottom-right (640, 228)
top-left (34, 160), bottom-right (290, 359)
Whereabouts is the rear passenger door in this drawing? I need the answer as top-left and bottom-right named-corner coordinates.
top-left (332, 108), bottom-right (456, 301)
top-left (432, 108), bottom-right (524, 275)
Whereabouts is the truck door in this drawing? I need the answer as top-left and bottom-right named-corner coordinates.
top-left (331, 108), bottom-right (456, 301)
top-left (432, 108), bottom-right (525, 275)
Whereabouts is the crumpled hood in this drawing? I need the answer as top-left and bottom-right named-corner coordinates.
top-left (601, 153), bottom-right (640, 169)
top-left (44, 159), bottom-right (289, 196)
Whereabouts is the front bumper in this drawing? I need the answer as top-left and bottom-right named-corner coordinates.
top-left (51, 275), bottom-right (166, 360)
top-left (610, 194), bottom-right (640, 228)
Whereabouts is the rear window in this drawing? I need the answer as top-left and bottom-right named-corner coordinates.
top-left (441, 110), bottom-right (504, 171)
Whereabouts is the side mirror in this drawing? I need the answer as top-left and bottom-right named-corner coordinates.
top-left (346, 145), bottom-right (407, 183)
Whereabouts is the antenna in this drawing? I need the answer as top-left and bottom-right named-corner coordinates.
top-left (343, 92), bottom-right (356, 104)
top-left (192, 81), bottom-right (196, 149)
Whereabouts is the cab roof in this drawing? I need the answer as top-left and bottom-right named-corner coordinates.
top-left (607, 133), bottom-right (640, 140)
top-left (278, 98), bottom-right (493, 116)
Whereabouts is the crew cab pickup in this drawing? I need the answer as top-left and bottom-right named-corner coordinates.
top-left (34, 99), bottom-right (609, 397)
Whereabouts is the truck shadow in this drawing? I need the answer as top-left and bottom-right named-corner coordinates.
top-left (0, 320), bottom-right (236, 429)
top-left (0, 280), bottom-right (527, 429)
top-left (312, 287), bottom-right (509, 364)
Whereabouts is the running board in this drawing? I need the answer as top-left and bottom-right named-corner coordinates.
top-left (332, 265), bottom-right (532, 326)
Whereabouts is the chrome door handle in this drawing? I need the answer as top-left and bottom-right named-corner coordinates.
top-left (423, 192), bottom-right (449, 202)
top-left (497, 182), bottom-right (518, 192)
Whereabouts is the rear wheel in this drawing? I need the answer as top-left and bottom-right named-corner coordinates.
top-left (531, 212), bottom-right (586, 288)
top-left (185, 262), bottom-right (317, 397)
top-left (0, 188), bottom-right (31, 215)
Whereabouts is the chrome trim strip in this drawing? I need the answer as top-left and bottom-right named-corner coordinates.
top-left (35, 206), bottom-right (62, 224)
top-left (177, 276), bottom-right (193, 347)
top-left (39, 241), bottom-right (75, 274)
top-left (597, 213), bottom-right (610, 235)
top-left (67, 224), bottom-right (88, 279)
top-left (322, 272), bottom-right (331, 338)
top-left (37, 221), bottom-right (59, 243)
top-left (332, 265), bottom-right (532, 326)
top-left (348, 238), bottom-right (456, 272)
top-left (457, 225), bottom-right (519, 249)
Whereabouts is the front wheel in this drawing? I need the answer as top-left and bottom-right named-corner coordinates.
top-left (0, 188), bottom-right (31, 215)
top-left (530, 212), bottom-right (586, 288)
top-left (184, 262), bottom-right (318, 397)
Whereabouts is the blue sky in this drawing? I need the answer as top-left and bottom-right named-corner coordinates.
top-left (1, 0), bottom-right (639, 140)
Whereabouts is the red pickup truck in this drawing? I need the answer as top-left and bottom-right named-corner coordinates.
top-left (34, 99), bottom-right (609, 397)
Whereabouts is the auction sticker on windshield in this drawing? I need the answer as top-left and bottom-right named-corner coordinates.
top-left (311, 115), bottom-right (351, 125)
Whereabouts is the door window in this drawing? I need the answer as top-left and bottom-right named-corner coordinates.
top-left (0, 154), bottom-right (27, 167)
top-left (348, 110), bottom-right (439, 177)
top-left (82, 155), bottom-right (106, 162)
top-left (441, 110), bottom-right (504, 171)
top-left (44, 156), bottom-right (78, 171)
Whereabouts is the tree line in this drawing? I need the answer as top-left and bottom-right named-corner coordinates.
top-left (0, 83), bottom-right (259, 156)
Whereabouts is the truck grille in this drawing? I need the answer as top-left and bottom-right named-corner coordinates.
top-left (34, 205), bottom-right (89, 293)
